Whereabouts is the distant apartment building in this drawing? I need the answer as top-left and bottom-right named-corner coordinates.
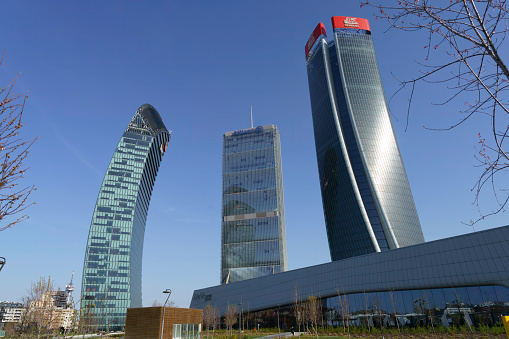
top-left (27, 291), bottom-right (74, 330)
top-left (0, 302), bottom-right (24, 323)
top-left (221, 125), bottom-right (287, 284)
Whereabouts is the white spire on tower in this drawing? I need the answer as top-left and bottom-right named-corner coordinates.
top-left (251, 105), bottom-right (253, 129)
top-left (65, 271), bottom-right (75, 307)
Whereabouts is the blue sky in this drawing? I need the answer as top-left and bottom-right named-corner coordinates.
top-left (0, 1), bottom-right (507, 308)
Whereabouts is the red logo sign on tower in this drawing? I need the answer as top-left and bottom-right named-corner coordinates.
top-left (331, 16), bottom-right (370, 32)
top-left (343, 17), bottom-right (359, 28)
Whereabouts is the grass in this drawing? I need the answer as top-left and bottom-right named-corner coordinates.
top-left (203, 325), bottom-right (509, 339)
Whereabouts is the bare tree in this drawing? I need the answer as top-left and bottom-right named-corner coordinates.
top-left (224, 303), bottom-right (238, 336)
top-left (362, 0), bottom-right (509, 223)
top-left (388, 290), bottom-right (400, 333)
top-left (3, 322), bottom-right (16, 337)
top-left (78, 302), bottom-right (96, 338)
top-left (421, 291), bottom-right (435, 333)
top-left (93, 288), bottom-right (111, 334)
top-left (318, 297), bottom-right (324, 329)
top-left (204, 304), bottom-right (215, 338)
top-left (337, 289), bottom-right (350, 338)
top-left (0, 53), bottom-right (37, 232)
top-left (246, 304), bottom-right (251, 330)
top-left (64, 306), bottom-right (79, 337)
top-left (293, 287), bottom-right (303, 333)
top-left (453, 288), bottom-right (474, 333)
top-left (212, 306), bottom-right (221, 338)
top-left (20, 276), bottom-right (59, 338)
top-left (300, 300), bottom-right (309, 334)
top-left (304, 296), bottom-right (320, 338)
top-left (371, 294), bottom-right (384, 332)
top-left (79, 288), bottom-right (113, 335)
top-left (150, 299), bottom-right (175, 308)
top-left (363, 292), bottom-right (371, 332)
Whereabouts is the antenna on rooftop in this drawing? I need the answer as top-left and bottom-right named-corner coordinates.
top-left (250, 106), bottom-right (253, 129)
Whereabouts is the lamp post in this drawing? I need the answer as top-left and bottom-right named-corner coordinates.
top-left (160, 289), bottom-right (172, 339)
top-left (277, 304), bottom-right (280, 335)
top-left (238, 302), bottom-right (243, 339)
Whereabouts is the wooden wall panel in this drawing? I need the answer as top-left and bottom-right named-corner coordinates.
top-left (125, 307), bottom-right (203, 339)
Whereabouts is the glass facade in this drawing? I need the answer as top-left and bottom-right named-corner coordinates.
top-left (326, 285), bottom-right (509, 328)
top-left (221, 125), bottom-right (287, 284)
top-left (239, 284), bottom-right (509, 330)
top-left (306, 20), bottom-right (424, 261)
top-left (80, 104), bottom-right (171, 331)
top-left (173, 323), bottom-right (201, 339)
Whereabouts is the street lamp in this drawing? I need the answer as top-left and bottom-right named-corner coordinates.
top-left (238, 302), bottom-right (243, 339)
top-left (160, 289), bottom-right (172, 339)
top-left (277, 304), bottom-right (280, 335)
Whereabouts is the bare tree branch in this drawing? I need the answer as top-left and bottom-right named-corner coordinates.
top-left (362, 0), bottom-right (509, 225)
top-left (0, 52), bottom-right (38, 232)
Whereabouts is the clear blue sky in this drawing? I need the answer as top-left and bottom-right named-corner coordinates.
top-left (0, 1), bottom-right (506, 308)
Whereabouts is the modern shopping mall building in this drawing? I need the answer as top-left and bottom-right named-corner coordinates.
top-left (192, 224), bottom-right (509, 327)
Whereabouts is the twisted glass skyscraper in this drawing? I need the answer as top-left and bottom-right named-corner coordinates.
top-left (81, 104), bottom-right (170, 330)
top-left (305, 17), bottom-right (424, 261)
top-left (221, 125), bottom-right (287, 284)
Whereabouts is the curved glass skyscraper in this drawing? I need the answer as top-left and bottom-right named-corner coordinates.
top-left (305, 17), bottom-right (424, 261)
top-left (221, 125), bottom-right (287, 284)
top-left (80, 104), bottom-right (170, 330)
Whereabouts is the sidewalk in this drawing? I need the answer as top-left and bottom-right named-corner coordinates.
top-left (257, 332), bottom-right (298, 339)
top-left (57, 332), bottom-right (124, 338)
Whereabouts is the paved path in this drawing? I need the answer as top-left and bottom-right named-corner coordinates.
top-left (257, 332), bottom-right (297, 339)
top-left (55, 332), bottom-right (124, 338)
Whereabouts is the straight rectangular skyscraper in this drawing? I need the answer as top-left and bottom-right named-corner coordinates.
top-left (221, 125), bottom-right (287, 284)
top-left (305, 17), bottom-right (425, 261)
